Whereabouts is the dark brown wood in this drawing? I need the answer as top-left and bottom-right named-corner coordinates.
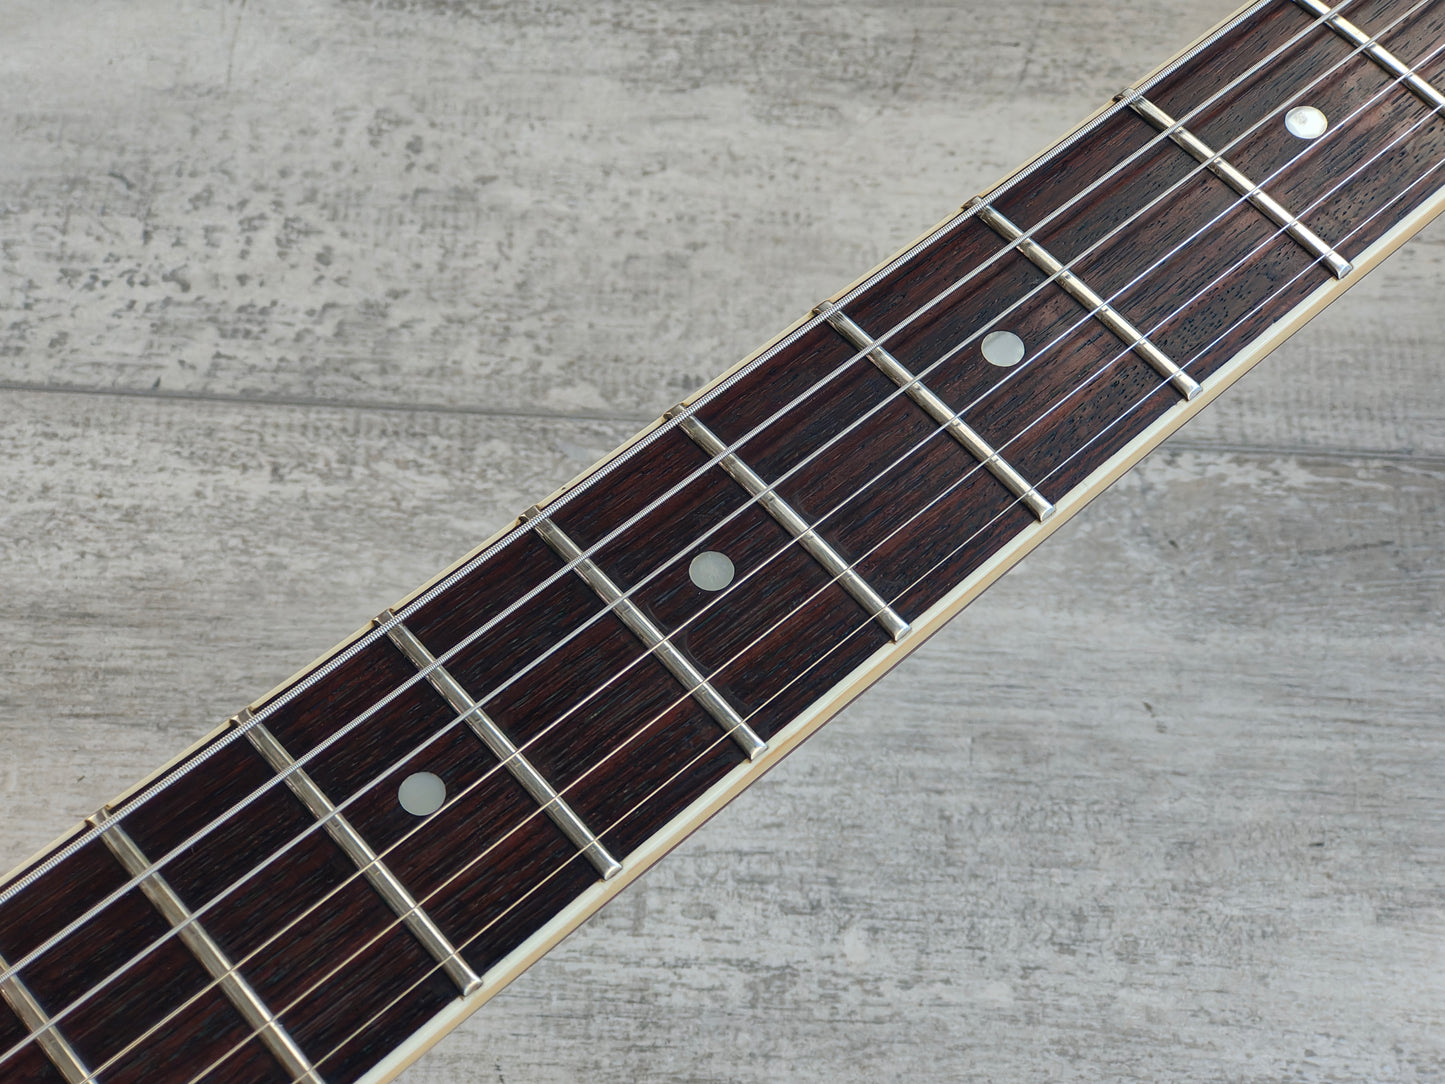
top-left (0, 1043), bottom-right (70, 1083)
top-left (5, 4), bottom-right (1445, 1080)
top-left (259, 638), bottom-right (455, 802)
top-left (0, 831), bottom-right (288, 1083)
top-left (1150, 0), bottom-right (1445, 258)
top-left (547, 424), bottom-right (892, 738)
top-left (338, 722), bottom-right (588, 973)
top-left (0, 995), bottom-right (68, 1082)
top-left (1355, 0), bottom-right (1445, 56)
top-left (117, 733), bottom-right (459, 1084)
top-left (698, 318), bottom-right (1029, 615)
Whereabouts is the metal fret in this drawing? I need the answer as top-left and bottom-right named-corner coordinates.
top-left (1294, 0), bottom-right (1445, 115)
top-left (523, 517), bottom-right (769, 761)
top-left (86, 815), bottom-right (324, 1084)
top-left (0, 952), bottom-right (91, 1084)
top-left (234, 712), bottom-right (483, 997)
top-left (666, 410), bottom-right (913, 642)
top-left (970, 198), bottom-right (1203, 401)
top-left (814, 300), bottom-right (1056, 522)
top-left (1125, 92), bottom-right (1354, 279)
top-left (376, 612), bottom-right (628, 874)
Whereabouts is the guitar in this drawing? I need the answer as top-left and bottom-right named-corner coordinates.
top-left (2, 0), bottom-right (1442, 1081)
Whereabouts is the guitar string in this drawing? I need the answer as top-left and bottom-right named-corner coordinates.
top-left (11, 21), bottom-right (1433, 1081)
top-left (0, 0), bottom-right (1384, 1026)
top-left (177, 135), bottom-right (1445, 1084)
top-left (0, 0), bottom-right (1427, 1069)
top-left (33, 46), bottom-right (1445, 1084)
top-left (0, 0), bottom-right (1332, 994)
top-left (2, 0), bottom-right (1433, 1063)
top-left (40, 34), bottom-right (1445, 1081)
top-left (3, 0), bottom-right (1384, 946)
top-left (0, 0), bottom-right (1361, 942)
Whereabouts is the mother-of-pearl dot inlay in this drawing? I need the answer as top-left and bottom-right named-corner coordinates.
top-left (689, 550), bottom-right (736, 591)
top-left (981, 330), bottom-right (1026, 367)
top-left (1285, 105), bottom-right (1328, 139)
top-left (398, 771), bottom-right (447, 816)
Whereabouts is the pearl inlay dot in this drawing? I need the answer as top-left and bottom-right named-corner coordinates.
top-left (689, 550), bottom-right (735, 591)
top-left (398, 771), bottom-right (446, 816)
top-left (1285, 105), bottom-right (1328, 139)
top-left (981, 330), bottom-right (1026, 367)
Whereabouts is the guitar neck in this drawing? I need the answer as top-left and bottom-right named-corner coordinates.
top-left (4, 1), bottom-right (1445, 1081)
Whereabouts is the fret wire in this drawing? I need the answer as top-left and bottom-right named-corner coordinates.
top-left (378, 610), bottom-right (627, 877)
top-left (1296, 0), bottom-right (1445, 114)
top-left (63, 126), bottom-right (1445, 1083)
top-left (108, 121), bottom-right (1445, 1084)
top-left (0, 0), bottom-right (1359, 933)
top-left (238, 714), bottom-right (484, 997)
top-left (814, 300), bottom-right (1057, 522)
top-left (11, 2), bottom-right (1445, 1069)
top-left (665, 412), bottom-right (913, 643)
top-left (86, 816), bottom-right (325, 1084)
top-left (1124, 92), bottom-right (1354, 278)
top-left (0, 951), bottom-right (92, 1084)
top-left (971, 199), bottom-right (1205, 400)
top-left (525, 516), bottom-right (771, 759)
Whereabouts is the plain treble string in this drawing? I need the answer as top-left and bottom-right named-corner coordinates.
top-left (2, 0), bottom-right (1433, 1075)
top-left (81, 33), bottom-right (1445, 1084)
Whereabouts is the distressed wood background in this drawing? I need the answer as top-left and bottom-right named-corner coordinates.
top-left (2, 1), bottom-right (1442, 1081)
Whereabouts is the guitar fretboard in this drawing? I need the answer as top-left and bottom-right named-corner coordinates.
top-left (4, 1), bottom-right (1444, 1081)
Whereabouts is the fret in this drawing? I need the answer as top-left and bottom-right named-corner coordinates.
top-left (693, 294), bottom-right (1029, 622)
top-left (669, 410), bottom-right (913, 642)
top-left (537, 423), bottom-right (893, 748)
top-left (525, 516), bottom-right (770, 760)
top-left (116, 726), bottom-right (457, 1083)
top-left (1350, 0), bottom-right (1445, 68)
top-left (982, 119), bottom-right (1324, 404)
top-left (304, 703), bottom-right (600, 980)
top-left (1124, 92), bottom-right (1354, 277)
top-left (86, 814), bottom-right (323, 1084)
top-left (972, 199), bottom-right (1204, 400)
top-left (813, 300), bottom-right (1057, 522)
top-left (1295, 0), bottom-right (1445, 113)
top-left (256, 628), bottom-right (462, 803)
top-left (0, 834), bottom-right (293, 1083)
top-left (245, 624), bottom-right (596, 1002)
top-left (397, 525), bottom-right (742, 953)
top-left (1145, 0), bottom-right (1445, 264)
top-left (0, 952), bottom-right (91, 1084)
top-left (1, 997), bottom-right (74, 1082)
top-left (238, 713), bottom-right (484, 998)
top-left (842, 203), bottom-right (1202, 509)
top-left (377, 610), bottom-right (627, 876)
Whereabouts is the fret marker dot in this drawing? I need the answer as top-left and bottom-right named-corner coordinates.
top-left (689, 550), bottom-right (735, 591)
top-left (1285, 105), bottom-right (1328, 140)
top-left (981, 330), bottom-right (1026, 367)
top-left (398, 771), bottom-right (446, 817)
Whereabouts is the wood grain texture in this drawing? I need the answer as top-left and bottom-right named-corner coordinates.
top-left (1, 1), bottom-right (1442, 1082)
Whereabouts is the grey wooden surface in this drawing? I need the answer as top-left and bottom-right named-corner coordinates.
top-left (2, 1), bottom-right (1442, 1081)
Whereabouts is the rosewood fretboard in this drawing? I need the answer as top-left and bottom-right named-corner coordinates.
top-left (4, 1), bottom-right (1445, 1081)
